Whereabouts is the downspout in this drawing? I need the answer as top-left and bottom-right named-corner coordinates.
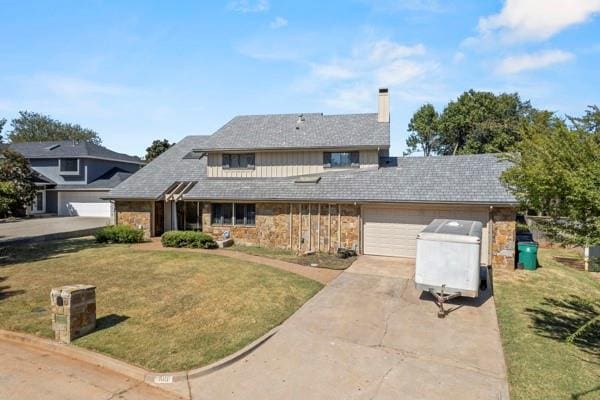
top-left (308, 203), bottom-right (312, 252)
top-left (298, 204), bottom-right (302, 251)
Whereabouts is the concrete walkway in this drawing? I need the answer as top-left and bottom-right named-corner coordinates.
top-left (0, 339), bottom-right (183, 400)
top-left (132, 240), bottom-right (342, 284)
top-left (187, 255), bottom-right (509, 399)
top-left (0, 216), bottom-right (109, 245)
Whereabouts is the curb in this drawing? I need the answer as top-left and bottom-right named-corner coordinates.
top-left (0, 325), bottom-right (280, 398)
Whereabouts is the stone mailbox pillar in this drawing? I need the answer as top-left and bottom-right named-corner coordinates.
top-left (50, 284), bottom-right (96, 343)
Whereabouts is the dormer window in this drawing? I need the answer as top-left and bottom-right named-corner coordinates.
top-left (59, 158), bottom-right (80, 175)
top-left (223, 153), bottom-right (255, 169)
top-left (323, 151), bottom-right (359, 168)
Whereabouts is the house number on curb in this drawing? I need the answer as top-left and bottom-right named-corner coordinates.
top-left (153, 376), bottom-right (174, 384)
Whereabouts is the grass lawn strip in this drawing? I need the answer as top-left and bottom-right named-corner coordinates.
top-left (229, 245), bottom-right (356, 270)
top-left (494, 247), bottom-right (600, 400)
top-left (0, 239), bottom-right (322, 372)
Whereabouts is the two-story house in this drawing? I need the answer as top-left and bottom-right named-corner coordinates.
top-left (8, 140), bottom-right (143, 217)
top-left (108, 89), bottom-right (518, 269)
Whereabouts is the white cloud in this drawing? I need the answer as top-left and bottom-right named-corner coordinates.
top-left (305, 40), bottom-right (437, 111)
top-left (496, 50), bottom-right (574, 75)
top-left (228, 0), bottom-right (269, 13)
top-left (269, 16), bottom-right (288, 29)
top-left (452, 51), bottom-right (465, 64)
top-left (478, 0), bottom-right (600, 43)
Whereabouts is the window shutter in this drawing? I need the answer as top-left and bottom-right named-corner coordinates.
top-left (222, 154), bottom-right (230, 169)
top-left (323, 152), bottom-right (331, 168)
top-left (351, 151), bottom-right (360, 167)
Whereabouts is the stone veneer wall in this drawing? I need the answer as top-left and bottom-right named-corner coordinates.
top-left (115, 201), bottom-right (153, 238)
top-left (491, 207), bottom-right (516, 269)
top-left (202, 202), bottom-right (360, 253)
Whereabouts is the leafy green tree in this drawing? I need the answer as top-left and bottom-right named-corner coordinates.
top-left (0, 118), bottom-right (6, 143)
top-left (405, 104), bottom-right (439, 156)
top-left (7, 111), bottom-right (101, 144)
top-left (501, 117), bottom-right (600, 249)
top-left (437, 90), bottom-right (534, 155)
top-left (569, 105), bottom-right (600, 134)
top-left (145, 139), bottom-right (173, 162)
top-left (0, 148), bottom-right (37, 217)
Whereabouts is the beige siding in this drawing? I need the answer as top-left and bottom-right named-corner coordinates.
top-left (207, 150), bottom-right (379, 178)
top-left (362, 204), bottom-right (490, 265)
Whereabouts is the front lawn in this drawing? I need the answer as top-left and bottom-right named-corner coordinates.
top-left (229, 245), bottom-right (356, 270)
top-left (0, 239), bottom-right (322, 372)
top-left (494, 247), bottom-right (600, 400)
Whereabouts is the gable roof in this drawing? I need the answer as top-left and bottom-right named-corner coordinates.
top-left (107, 135), bottom-right (211, 199)
top-left (196, 113), bottom-right (390, 151)
top-left (183, 154), bottom-right (516, 205)
top-left (53, 167), bottom-right (134, 190)
top-left (8, 141), bottom-right (144, 164)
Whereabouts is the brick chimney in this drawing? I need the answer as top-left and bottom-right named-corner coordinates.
top-left (377, 88), bottom-right (390, 123)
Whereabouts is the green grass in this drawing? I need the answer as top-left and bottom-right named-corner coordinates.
top-left (494, 247), bottom-right (600, 400)
top-left (0, 238), bottom-right (322, 372)
top-left (229, 245), bottom-right (356, 270)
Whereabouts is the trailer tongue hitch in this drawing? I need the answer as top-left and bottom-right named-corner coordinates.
top-left (429, 285), bottom-right (461, 318)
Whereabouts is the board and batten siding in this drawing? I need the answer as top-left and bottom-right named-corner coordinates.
top-left (207, 150), bottom-right (379, 178)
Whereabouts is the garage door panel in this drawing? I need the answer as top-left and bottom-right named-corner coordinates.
top-left (363, 206), bottom-right (489, 264)
top-left (59, 192), bottom-right (110, 217)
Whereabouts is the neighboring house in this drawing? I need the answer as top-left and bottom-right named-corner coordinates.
top-left (108, 89), bottom-right (518, 269)
top-left (8, 140), bottom-right (143, 217)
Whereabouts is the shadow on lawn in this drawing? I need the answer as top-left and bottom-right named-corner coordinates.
top-left (94, 314), bottom-right (129, 332)
top-left (0, 283), bottom-right (25, 300)
top-left (526, 295), bottom-right (600, 357)
top-left (0, 238), bottom-right (107, 267)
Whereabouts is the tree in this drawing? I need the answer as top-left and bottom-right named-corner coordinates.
top-left (145, 139), bottom-right (173, 162)
top-left (405, 104), bottom-right (439, 156)
top-left (0, 148), bottom-right (37, 217)
top-left (569, 105), bottom-right (600, 134)
top-left (7, 111), bottom-right (101, 144)
top-left (0, 118), bottom-right (6, 143)
top-left (501, 114), bottom-right (600, 251)
top-left (436, 90), bottom-right (534, 155)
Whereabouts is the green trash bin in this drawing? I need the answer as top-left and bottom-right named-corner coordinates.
top-left (518, 241), bottom-right (538, 270)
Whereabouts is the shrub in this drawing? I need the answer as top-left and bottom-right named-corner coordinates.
top-left (161, 231), bottom-right (218, 249)
top-left (95, 225), bottom-right (145, 244)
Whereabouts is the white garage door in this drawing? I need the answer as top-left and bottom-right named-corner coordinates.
top-left (363, 206), bottom-right (490, 264)
top-left (59, 191), bottom-right (111, 217)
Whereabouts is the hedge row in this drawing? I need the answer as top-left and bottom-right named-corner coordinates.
top-left (161, 231), bottom-right (218, 249)
top-left (95, 225), bottom-right (145, 244)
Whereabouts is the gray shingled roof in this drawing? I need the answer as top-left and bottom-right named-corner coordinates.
top-left (196, 113), bottom-right (390, 151)
top-left (8, 141), bottom-right (143, 164)
top-left (54, 167), bottom-right (134, 190)
top-left (182, 154), bottom-right (516, 205)
top-left (108, 136), bottom-right (211, 199)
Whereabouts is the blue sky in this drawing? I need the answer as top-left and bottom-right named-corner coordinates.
top-left (1, 0), bottom-right (599, 157)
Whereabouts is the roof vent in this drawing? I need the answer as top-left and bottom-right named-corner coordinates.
top-left (45, 144), bottom-right (60, 151)
top-left (297, 114), bottom-right (305, 124)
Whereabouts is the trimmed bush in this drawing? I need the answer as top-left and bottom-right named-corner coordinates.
top-left (95, 225), bottom-right (145, 244)
top-left (161, 231), bottom-right (218, 249)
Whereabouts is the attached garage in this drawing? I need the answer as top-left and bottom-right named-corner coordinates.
top-left (58, 191), bottom-right (112, 217)
top-left (362, 205), bottom-right (490, 265)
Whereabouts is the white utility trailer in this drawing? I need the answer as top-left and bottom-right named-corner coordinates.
top-left (415, 219), bottom-right (485, 318)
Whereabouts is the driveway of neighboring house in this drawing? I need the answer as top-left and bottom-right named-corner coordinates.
top-left (188, 255), bottom-right (509, 399)
top-left (0, 216), bottom-right (109, 244)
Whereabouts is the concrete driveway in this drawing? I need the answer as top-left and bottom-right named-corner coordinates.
top-left (0, 216), bottom-right (109, 244)
top-left (189, 255), bottom-right (509, 399)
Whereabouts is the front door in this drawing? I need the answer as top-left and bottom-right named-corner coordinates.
top-left (32, 191), bottom-right (45, 214)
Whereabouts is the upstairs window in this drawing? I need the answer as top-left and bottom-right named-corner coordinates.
top-left (223, 153), bottom-right (255, 169)
top-left (323, 151), bottom-right (359, 168)
top-left (59, 158), bottom-right (80, 174)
